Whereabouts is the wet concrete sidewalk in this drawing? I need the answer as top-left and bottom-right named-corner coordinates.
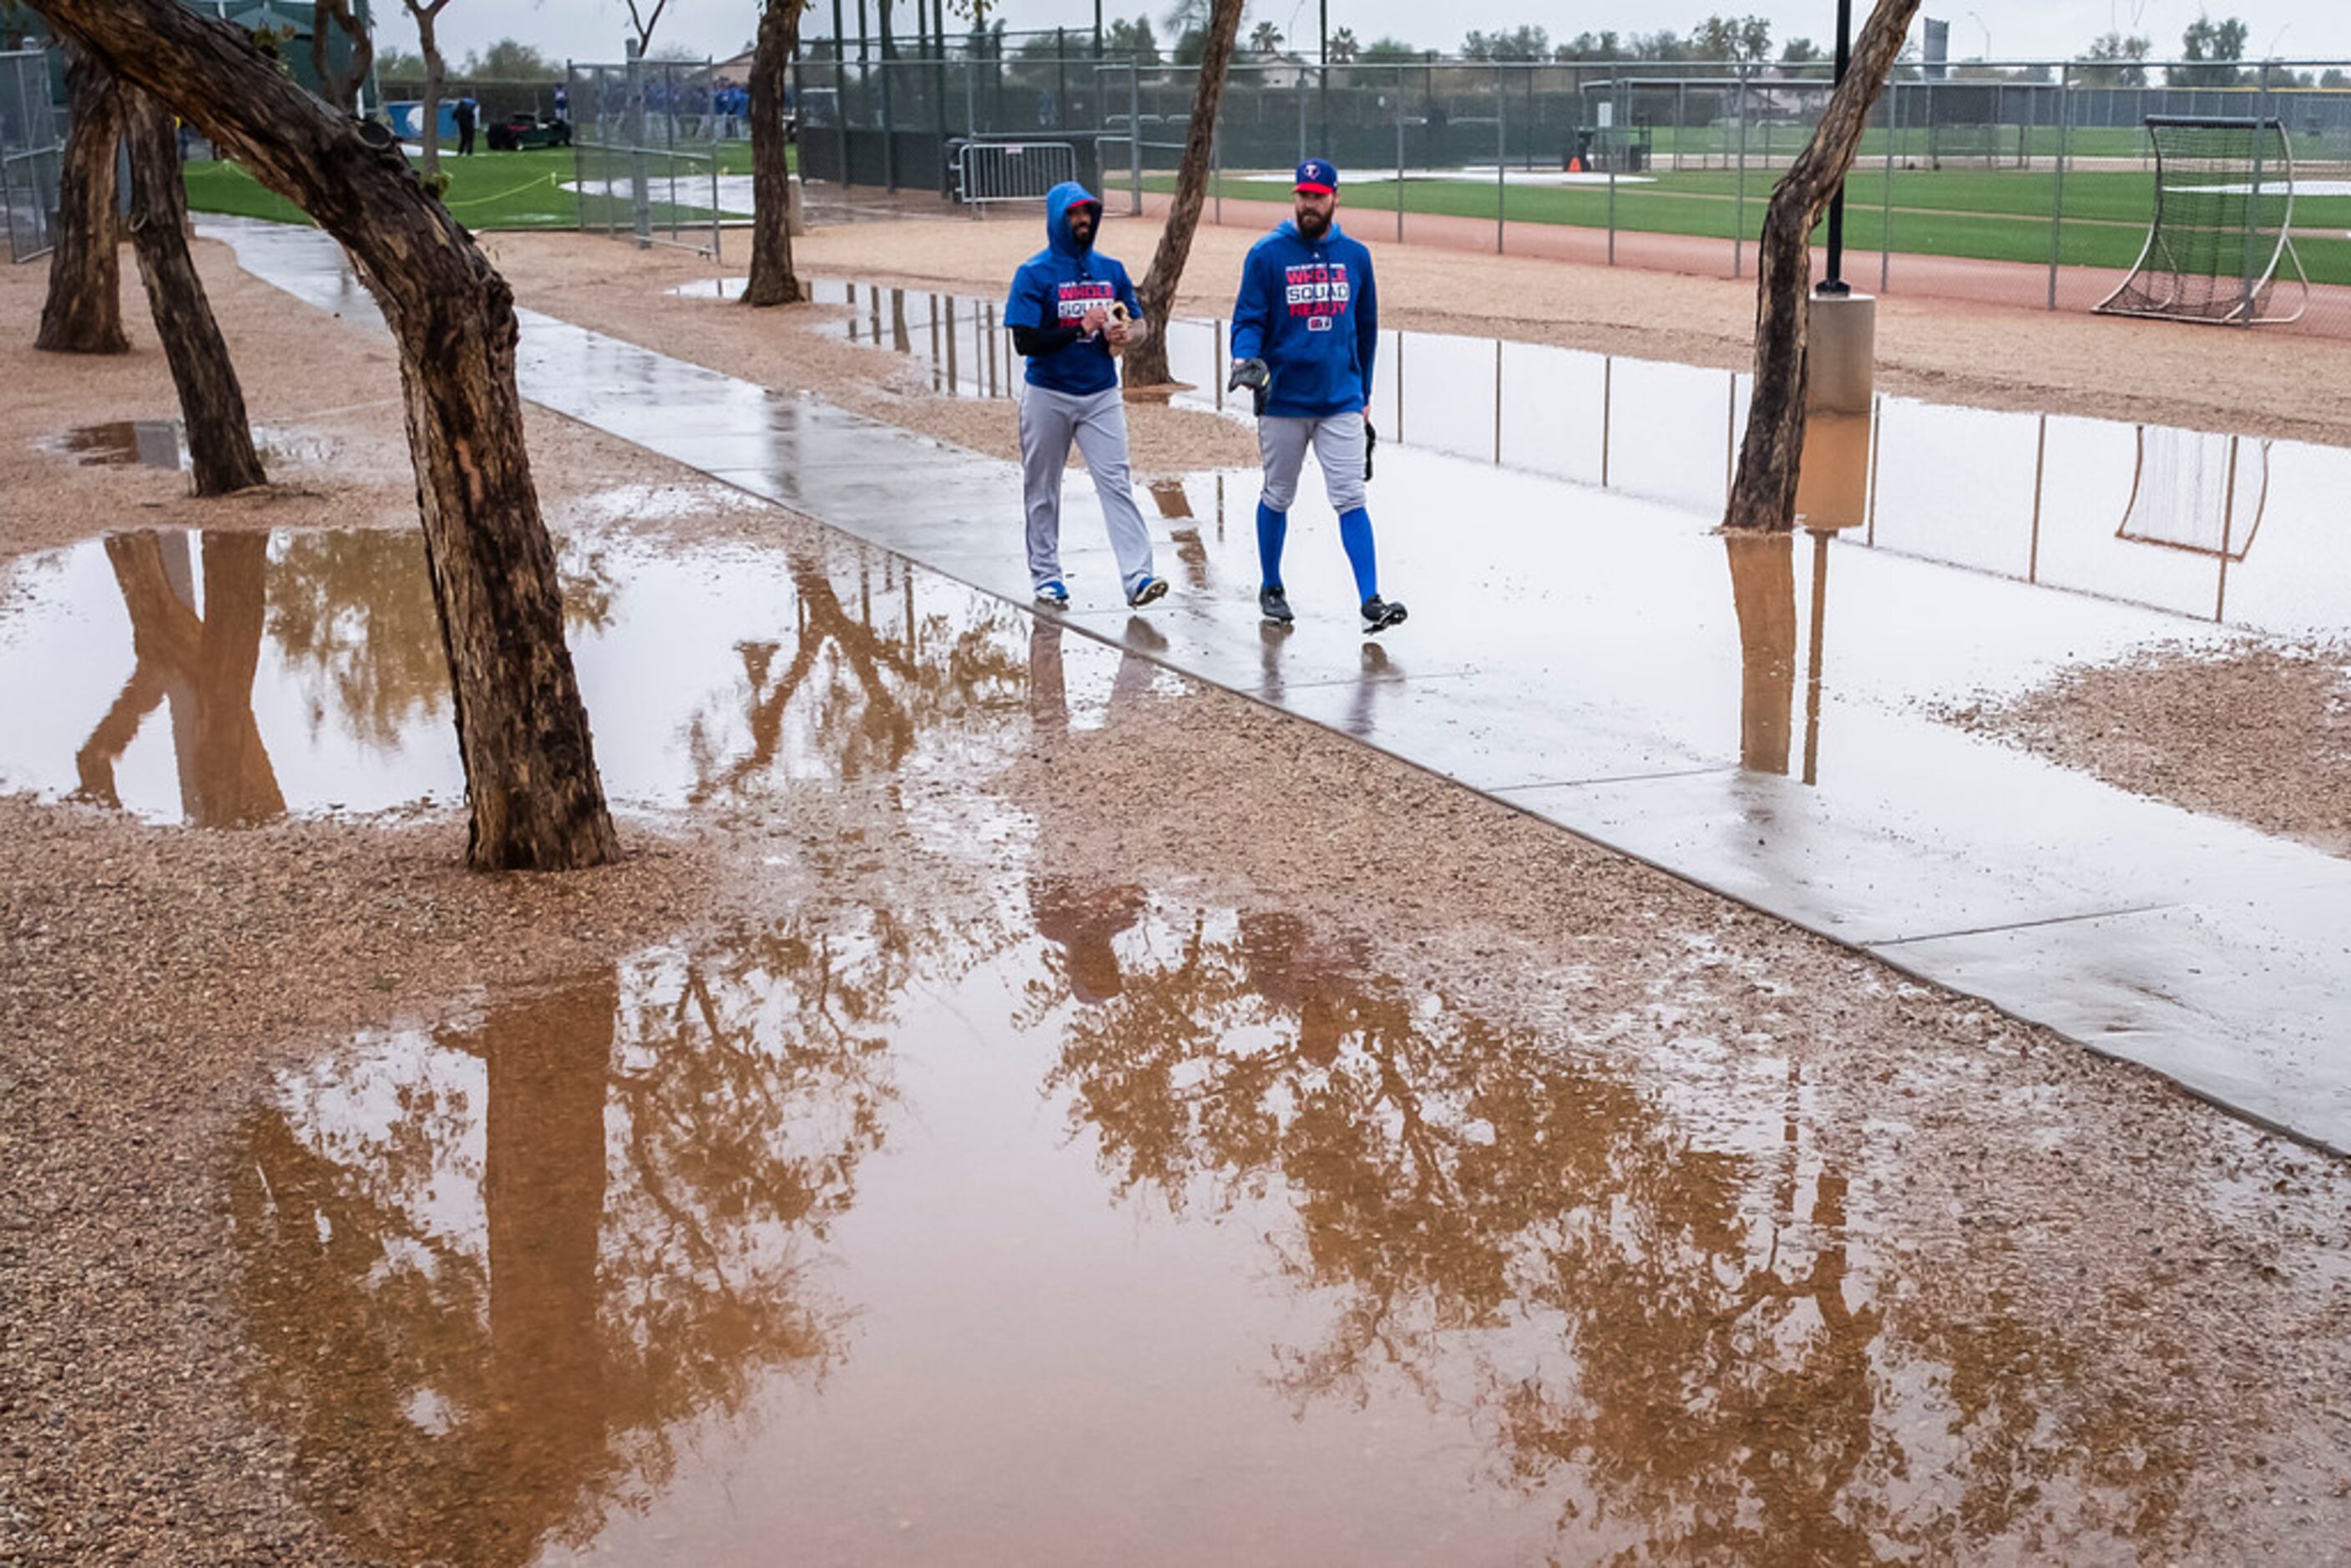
top-left (198, 217), bottom-right (2351, 1155)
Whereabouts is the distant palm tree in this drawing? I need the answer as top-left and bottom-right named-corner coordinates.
top-left (1329, 26), bottom-right (1359, 63)
top-left (1249, 18), bottom-right (1282, 55)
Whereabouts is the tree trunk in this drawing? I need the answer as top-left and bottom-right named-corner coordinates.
top-left (743, 0), bottom-right (804, 307)
top-left (36, 42), bottom-right (129, 356)
top-left (124, 90), bottom-right (267, 496)
top-left (1122, 0), bottom-right (1245, 388)
top-left (1722, 0), bottom-right (1922, 533)
top-left (311, 0), bottom-right (374, 115)
top-left (33, 0), bottom-right (620, 873)
top-left (417, 9), bottom-right (443, 178)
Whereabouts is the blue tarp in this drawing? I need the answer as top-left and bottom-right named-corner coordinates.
top-left (385, 100), bottom-right (463, 141)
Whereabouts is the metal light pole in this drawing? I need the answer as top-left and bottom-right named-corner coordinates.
top-left (1318, 0), bottom-right (1330, 152)
top-left (1819, 0), bottom-right (1853, 296)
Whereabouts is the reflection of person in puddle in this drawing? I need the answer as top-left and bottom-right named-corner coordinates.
top-left (1005, 182), bottom-right (1168, 611)
top-left (1230, 159), bottom-right (1408, 636)
top-left (1026, 620), bottom-right (1153, 1004)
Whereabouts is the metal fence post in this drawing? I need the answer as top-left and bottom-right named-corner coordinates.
top-left (1395, 67), bottom-right (1406, 244)
top-left (2242, 65), bottom-right (2272, 327)
top-left (1606, 72), bottom-right (1620, 265)
top-left (1881, 78), bottom-right (1897, 291)
top-left (882, 56), bottom-right (898, 191)
top-left (1494, 64), bottom-right (1505, 255)
top-left (1733, 63), bottom-right (1748, 278)
top-left (627, 39), bottom-right (650, 249)
top-left (1211, 114), bottom-right (1221, 227)
top-left (1129, 63), bottom-right (1142, 215)
top-left (2047, 63), bottom-right (2070, 311)
top-left (837, 53), bottom-right (852, 190)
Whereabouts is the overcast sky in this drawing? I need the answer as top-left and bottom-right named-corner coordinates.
top-left (382, 1), bottom-right (2350, 68)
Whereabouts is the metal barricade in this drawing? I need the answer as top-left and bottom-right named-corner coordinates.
top-left (0, 49), bottom-right (64, 265)
top-left (953, 139), bottom-right (1076, 210)
top-left (569, 53), bottom-right (726, 258)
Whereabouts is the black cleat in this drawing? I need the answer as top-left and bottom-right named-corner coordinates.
top-left (1361, 595), bottom-right (1408, 634)
top-left (1259, 584), bottom-right (1294, 625)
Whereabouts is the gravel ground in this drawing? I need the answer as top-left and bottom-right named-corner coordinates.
top-left (8, 224), bottom-right (2351, 1561)
top-left (1944, 638), bottom-right (2351, 858)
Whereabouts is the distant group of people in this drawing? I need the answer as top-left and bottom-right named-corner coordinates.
top-left (1005, 159), bottom-right (1405, 634)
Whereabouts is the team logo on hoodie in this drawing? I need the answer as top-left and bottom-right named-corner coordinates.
top-left (1056, 281), bottom-right (1116, 321)
top-left (1283, 263), bottom-right (1350, 330)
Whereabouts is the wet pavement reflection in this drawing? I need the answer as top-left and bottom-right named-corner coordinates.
top-left (0, 525), bottom-right (1028, 822)
top-left (790, 276), bottom-right (2351, 635)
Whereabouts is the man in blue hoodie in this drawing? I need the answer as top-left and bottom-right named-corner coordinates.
top-left (1229, 159), bottom-right (1405, 633)
top-left (1004, 182), bottom-right (1167, 609)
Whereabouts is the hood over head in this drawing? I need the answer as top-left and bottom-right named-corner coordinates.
top-left (1045, 181), bottom-right (1104, 255)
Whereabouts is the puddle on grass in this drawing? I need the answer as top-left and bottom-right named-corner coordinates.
top-left (38, 421), bottom-right (338, 473)
top-left (235, 867), bottom-right (2255, 1562)
top-left (0, 522), bottom-right (1031, 825)
top-left (766, 277), bottom-right (2351, 635)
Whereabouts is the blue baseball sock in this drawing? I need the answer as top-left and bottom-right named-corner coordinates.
top-left (1256, 501), bottom-right (1289, 588)
top-left (1338, 507), bottom-right (1378, 601)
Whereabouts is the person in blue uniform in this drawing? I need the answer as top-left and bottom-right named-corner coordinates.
top-left (1004, 181), bottom-right (1166, 610)
top-left (1228, 158), bottom-right (1405, 633)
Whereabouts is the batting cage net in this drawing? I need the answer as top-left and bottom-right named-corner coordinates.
top-left (2097, 115), bottom-right (2309, 326)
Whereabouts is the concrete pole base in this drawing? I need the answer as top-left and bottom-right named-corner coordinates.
top-left (1797, 290), bottom-right (1877, 532)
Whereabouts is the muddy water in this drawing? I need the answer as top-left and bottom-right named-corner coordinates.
top-left (36, 422), bottom-right (337, 473)
top-left (240, 827), bottom-right (2247, 1560)
top-left (792, 276), bottom-right (2351, 635)
top-left (0, 518), bottom-right (1029, 823)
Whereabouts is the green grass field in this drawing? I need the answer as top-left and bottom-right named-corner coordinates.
top-left (1154, 165), bottom-right (2351, 285)
top-left (184, 143), bottom-right (770, 231)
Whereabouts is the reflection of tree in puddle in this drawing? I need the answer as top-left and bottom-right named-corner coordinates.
top-left (69, 527), bottom-right (622, 824)
top-left (76, 530), bottom-right (284, 825)
top-left (230, 918), bottom-right (916, 1565)
top-left (1042, 905), bottom-right (2199, 1558)
top-left (266, 529), bottom-right (617, 750)
top-left (685, 543), bottom-right (1028, 799)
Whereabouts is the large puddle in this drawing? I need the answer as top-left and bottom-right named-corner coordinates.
top-left (238, 866), bottom-right (2284, 1562)
top-left (0, 518), bottom-right (1044, 824)
top-left (785, 276), bottom-right (2351, 635)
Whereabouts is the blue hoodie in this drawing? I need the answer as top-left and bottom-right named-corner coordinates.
top-left (1005, 182), bottom-right (1142, 397)
top-left (1229, 219), bottom-right (1378, 419)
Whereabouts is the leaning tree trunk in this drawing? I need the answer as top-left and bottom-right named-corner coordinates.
top-left (1123, 0), bottom-right (1246, 388)
top-left (124, 89), bottom-right (267, 495)
top-left (1722, 0), bottom-right (1922, 533)
top-left (743, 0), bottom-right (804, 307)
top-left (36, 42), bottom-right (129, 355)
top-left (311, 0), bottom-right (373, 115)
top-left (31, 0), bottom-right (619, 873)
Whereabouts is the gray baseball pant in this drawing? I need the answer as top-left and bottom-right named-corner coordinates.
top-left (1257, 411), bottom-right (1368, 515)
top-left (1019, 383), bottom-right (1155, 596)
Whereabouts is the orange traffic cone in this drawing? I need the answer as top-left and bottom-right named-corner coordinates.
top-left (1567, 154), bottom-right (1587, 173)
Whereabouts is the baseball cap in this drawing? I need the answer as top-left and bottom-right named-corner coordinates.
top-left (1293, 158), bottom-right (1338, 194)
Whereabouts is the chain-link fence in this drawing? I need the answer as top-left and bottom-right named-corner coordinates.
top-left (0, 48), bottom-right (63, 264)
top-left (569, 56), bottom-right (731, 257)
top-left (796, 50), bottom-right (2351, 337)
